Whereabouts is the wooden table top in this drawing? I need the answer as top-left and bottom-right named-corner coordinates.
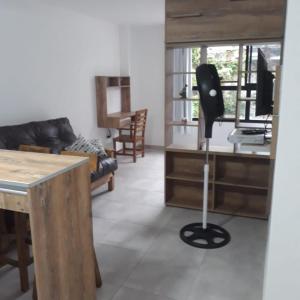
top-left (107, 112), bottom-right (136, 118)
top-left (0, 150), bottom-right (88, 189)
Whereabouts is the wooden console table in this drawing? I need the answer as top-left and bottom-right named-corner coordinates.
top-left (0, 150), bottom-right (96, 300)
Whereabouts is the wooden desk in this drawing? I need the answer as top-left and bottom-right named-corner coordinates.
top-left (95, 76), bottom-right (134, 128)
top-left (0, 150), bottom-right (96, 300)
top-left (106, 111), bottom-right (136, 128)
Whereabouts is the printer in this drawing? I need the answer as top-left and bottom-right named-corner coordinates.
top-left (228, 128), bottom-right (265, 145)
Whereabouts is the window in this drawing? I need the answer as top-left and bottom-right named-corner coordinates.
top-left (187, 43), bottom-right (281, 123)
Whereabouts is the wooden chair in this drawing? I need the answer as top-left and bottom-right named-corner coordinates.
top-left (113, 109), bottom-right (148, 163)
top-left (0, 210), bottom-right (32, 293)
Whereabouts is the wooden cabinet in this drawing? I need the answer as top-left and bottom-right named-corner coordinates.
top-left (165, 0), bottom-right (286, 43)
top-left (165, 146), bottom-right (271, 219)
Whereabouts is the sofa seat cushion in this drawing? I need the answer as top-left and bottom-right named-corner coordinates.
top-left (91, 157), bottom-right (118, 182)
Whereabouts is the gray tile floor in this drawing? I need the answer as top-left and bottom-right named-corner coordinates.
top-left (0, 150), bottom-right (268, 300)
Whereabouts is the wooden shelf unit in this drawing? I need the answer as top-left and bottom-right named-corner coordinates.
top-left (95, 76), bottom-right (131, 128)
top-left (166, 178), bottom-right (214, 210)
top-left (165, 48), bottom-right (205, 150)
top-left (165, 148), bottom-right (271, 219)
top-left (163, 1), bottom-right (285, 220)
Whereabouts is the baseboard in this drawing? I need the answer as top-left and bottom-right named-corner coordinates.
top-left (145, 145), bottom-right (164, 150)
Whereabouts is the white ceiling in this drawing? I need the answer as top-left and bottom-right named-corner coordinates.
top-left (7, 0), bottom-right (165, 25)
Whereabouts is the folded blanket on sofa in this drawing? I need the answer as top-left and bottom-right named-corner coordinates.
top-left (65, 134), bottom-right (107, 156)
top-left (65, 134), bottom-right (109, 171)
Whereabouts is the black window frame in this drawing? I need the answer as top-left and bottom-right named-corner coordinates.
top-left (193, 45), bottom-right (273, 124)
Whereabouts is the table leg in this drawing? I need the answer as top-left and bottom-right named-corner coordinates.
top-left (14, 212), bottom-right (30, 292)
top-left (28, 163), bottom-right (96, 300)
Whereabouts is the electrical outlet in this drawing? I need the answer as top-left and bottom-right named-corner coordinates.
top-left (106, 129), bottom-right (112, 138)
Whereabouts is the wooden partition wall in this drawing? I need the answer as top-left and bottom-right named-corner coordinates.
top-left (164, 0), bottom-right (286, 219)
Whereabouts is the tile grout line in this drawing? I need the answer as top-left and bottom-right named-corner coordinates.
top-left (106, 208), bottom-right (179, 300)
top-left (105, 223), bottom-right (167, 300)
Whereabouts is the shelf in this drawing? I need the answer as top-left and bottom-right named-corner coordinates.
top-left (166, 144), bottom-right (200, 152)
top-left (214, 204), bottom-right (267, 219)
top-left (173, 97), bottom-right (199, 101)
top-left (107, 77), bottom-right (120, 87)
top-left (239, 70), bottom-right (275, 74)
top-left (214, 185), bottom-right (268, 219)
top-left (166, 152), bottom-right (214, 175)
top-left (166, 178), bottom-right (213, 210)
top-left (237, 98), bottom-right (256, 102)
top-left (239, 70), bottom-right (257, 74)
top-left (120, 77), bottom-right (130, 86)
top-left (166, 171), bottom-right (204, 183)
top-left (166, 144), bottom-right (270, 158)
top-left (167, 121), bottom-right (198, 127)
top-left (168, 72), bottom-right (196, 75)
top-left (166, 196), bottom-right (202, 210)
top-left (215, 155), bottom-right (270, 188)
top-left (215, 178), bottom-right (268, 190)
top-left (105, 77), bottom-right (131, 88)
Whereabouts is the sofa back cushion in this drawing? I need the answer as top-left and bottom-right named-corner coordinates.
top-left (0, 117), bottom-right (76, 153)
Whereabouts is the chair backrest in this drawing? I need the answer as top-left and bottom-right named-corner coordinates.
top-left (133, 109), bottom-right (148, 137)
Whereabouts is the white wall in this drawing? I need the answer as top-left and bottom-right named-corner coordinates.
top-left (263, 0), bottom-right (300, 299)
top-left (119, 26), bottom-right (131, 76)
top-left (128, 25), bottom-right (165, 146)
top-left (0, 3), bottom-right (120, 141)
top-left (127, 24), bottom-right (238, 147)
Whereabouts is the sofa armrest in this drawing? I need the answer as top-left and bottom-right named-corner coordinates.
top-left (105, 149), bottom-right (116, 159)
top-left (61, 151), bottom-right (98, 173)
top-left (19, 144), bottom-right (51, 153)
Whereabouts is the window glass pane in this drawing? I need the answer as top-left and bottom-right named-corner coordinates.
top-left (249, 101), bottom-right (273, 121)
top-left (250, 43), bottom-right (281, 72)
top-left (173, 73), bottom-right (197, 99)
top-left (207, 46), bottom-right (239, 82)
top-left (223, 90), bottom-right (237, 119)
top-left (192, 101), bottom-right (200, 119)
top-left (172, 48), bottom-right (188, 73)
top-left (239, 102), bottom-right (246, 120)
top-left (191, 48), bottom-right (201, 72)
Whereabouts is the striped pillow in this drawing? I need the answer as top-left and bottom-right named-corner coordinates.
top-left (89, 139), bottom-right (107, 156)
top-left (65, 134), bottom-right (99, 153)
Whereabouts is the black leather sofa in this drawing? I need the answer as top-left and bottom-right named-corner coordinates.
top-left (0, 117), bottom-right (117, 191)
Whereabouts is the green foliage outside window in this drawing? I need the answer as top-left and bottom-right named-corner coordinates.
top-left (191, 47), bottom-right (239, 119)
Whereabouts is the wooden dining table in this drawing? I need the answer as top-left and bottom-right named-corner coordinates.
top-left (0, 150), bottom-right (96, 300)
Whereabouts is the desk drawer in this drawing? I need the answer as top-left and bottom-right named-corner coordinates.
top-left (0, 190), bottom-right (29, 213)
top-left (107, 116), bottom-right (131, 128)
